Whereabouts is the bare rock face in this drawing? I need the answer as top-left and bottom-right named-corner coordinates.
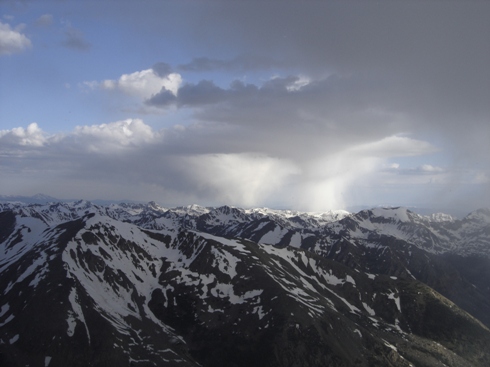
top-left (1, 202), bottom-right (490, 367)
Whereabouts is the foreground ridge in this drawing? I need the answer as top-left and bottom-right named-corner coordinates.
top-left (1, 201), bottom-right (490, 366)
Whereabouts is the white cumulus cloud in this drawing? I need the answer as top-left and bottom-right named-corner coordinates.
top-left (0, 123), bottom-right (45, 147)
top-left (72, 119), bottom-right (161, 152)
top-left (98, 69), bottom-right (182, 99)
top-left (0, 21), bottom-right (31, 55)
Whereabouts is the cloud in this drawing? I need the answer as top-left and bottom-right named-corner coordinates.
top-left (145, 73), bottom-right (337, 113)
top-left (0, 123), bottom-right (46, 147)
top-left (145, 73), bottom-right (416, 160)
top-left (184, 2), bottom-right (490, 150)
top-left (181, 153), bottom-right (299, 207)
top-left (2, 2), bottom-right (490, 212)
top-left (383, 163), bottom-right (446, 176)
top-left (89, 68), bottom-right (182, 100)
top-left (1, 121), bottom-right (298, 206)
top-left (0, 119), bottom-right (162, 155)
top-left (152, 62), bottom-right (173, 77)
top-left (71, 1), bottom-right (490, 184)
top-left (415, 165), bottom-right (445, 174)
top-left (36, 14), bottom-right (53, 27)
top-left (71, 119), bottom-right (161, 152)
top-left (286, 75), bottom-right (311, 92)
top-left (351, 136), bottom-right (438, 158)
top-left (61, 25), bottom-right (91, 51)
top-left (0, 120), bottom-right (446, 210)
top-left (288, 136), bottom-right (438, 210)
top-left (384, 163), bottom-right (400, 170)
top-left (166, 79), bottom-right (227, 107)
top-left (0, 20), bottom-right (31, 55)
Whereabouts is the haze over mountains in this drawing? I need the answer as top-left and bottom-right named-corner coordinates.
top-left (1, 197), bottom-right (490, 366)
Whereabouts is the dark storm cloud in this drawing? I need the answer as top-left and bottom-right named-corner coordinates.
top-left (189, 2), bottom-right (490, 125)
top-left (147, 79), bottom-right (234, 108)
top-left (74, 1), bottom-right (490, 141)
top-left (193, 2), bottom-right (490, 73)
top-left (146, 73), bottom-right (406, 159)
top-left (175, 80), bottom-right (228, 107)
top-left (145, 1), bottom-right (490, 174)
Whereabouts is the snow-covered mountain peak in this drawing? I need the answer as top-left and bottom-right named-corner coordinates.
top-left (243, 208), bottom-right (351, 228)
top-left (367, 207), bottom-right (415, 222)
top-left (146, 201), bottom-right (167, 212)
top-left (423, 212), bottom-right (455, 222)
top-left (171, 204), bottom-right (210, 216)
top-left (1, 199), bottom-right (489, 257)
top-left (313, 209), bottom-right (351, 221)
top-left (352, 207), bottom-right (418, 228)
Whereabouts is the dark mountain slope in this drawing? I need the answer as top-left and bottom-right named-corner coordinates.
top-left (1, 203), bottom-right (490, 366)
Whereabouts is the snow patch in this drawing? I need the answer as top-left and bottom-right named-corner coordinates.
top-left (195, 231), bottom-right (251, 254)
top-left (383, 339), bottom-right (398, 351)
top-left (362, 302), bottom-right (375, 316)
top-left (371, 207), bottom-right (411, 222)
top-left (259, 225), bottom-right (283, 245)
top-left (0, 304), bottom-right (9, 318)
top-left (253, 305), bottom-right (266, 320)
top-left (345, 275), bottom-right (356, 286)
top-left (289, 232), bottom-right (302, 248)
top-left (211, 247), bottom-right (240, 279)
top-left (66, 311), bottom-right (77, 337)
top-left (0, 314), bottom-right (14, 327)
top-left (210, 283), bottom-right (262, 305)
top-left (68, 287), bottom-right (91, 343)
top-left (386, 290), bottom-right (401, 312)
top-left (323, 270), bottom-right (345, 286)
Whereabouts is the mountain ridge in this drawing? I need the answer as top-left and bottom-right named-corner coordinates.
top-left (1, 200), bottom-right (490, 366)
top-left (0, 193), bottom-right (463, 219)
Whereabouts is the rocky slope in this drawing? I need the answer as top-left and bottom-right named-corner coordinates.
top-left (1, 201), bottom-right (490, 366)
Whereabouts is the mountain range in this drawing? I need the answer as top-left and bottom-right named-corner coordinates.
top-left (1, 199), bottom-right (490, 366)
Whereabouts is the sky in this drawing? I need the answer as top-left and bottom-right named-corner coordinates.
top-left (0, 0), bottom-right (489, 214)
